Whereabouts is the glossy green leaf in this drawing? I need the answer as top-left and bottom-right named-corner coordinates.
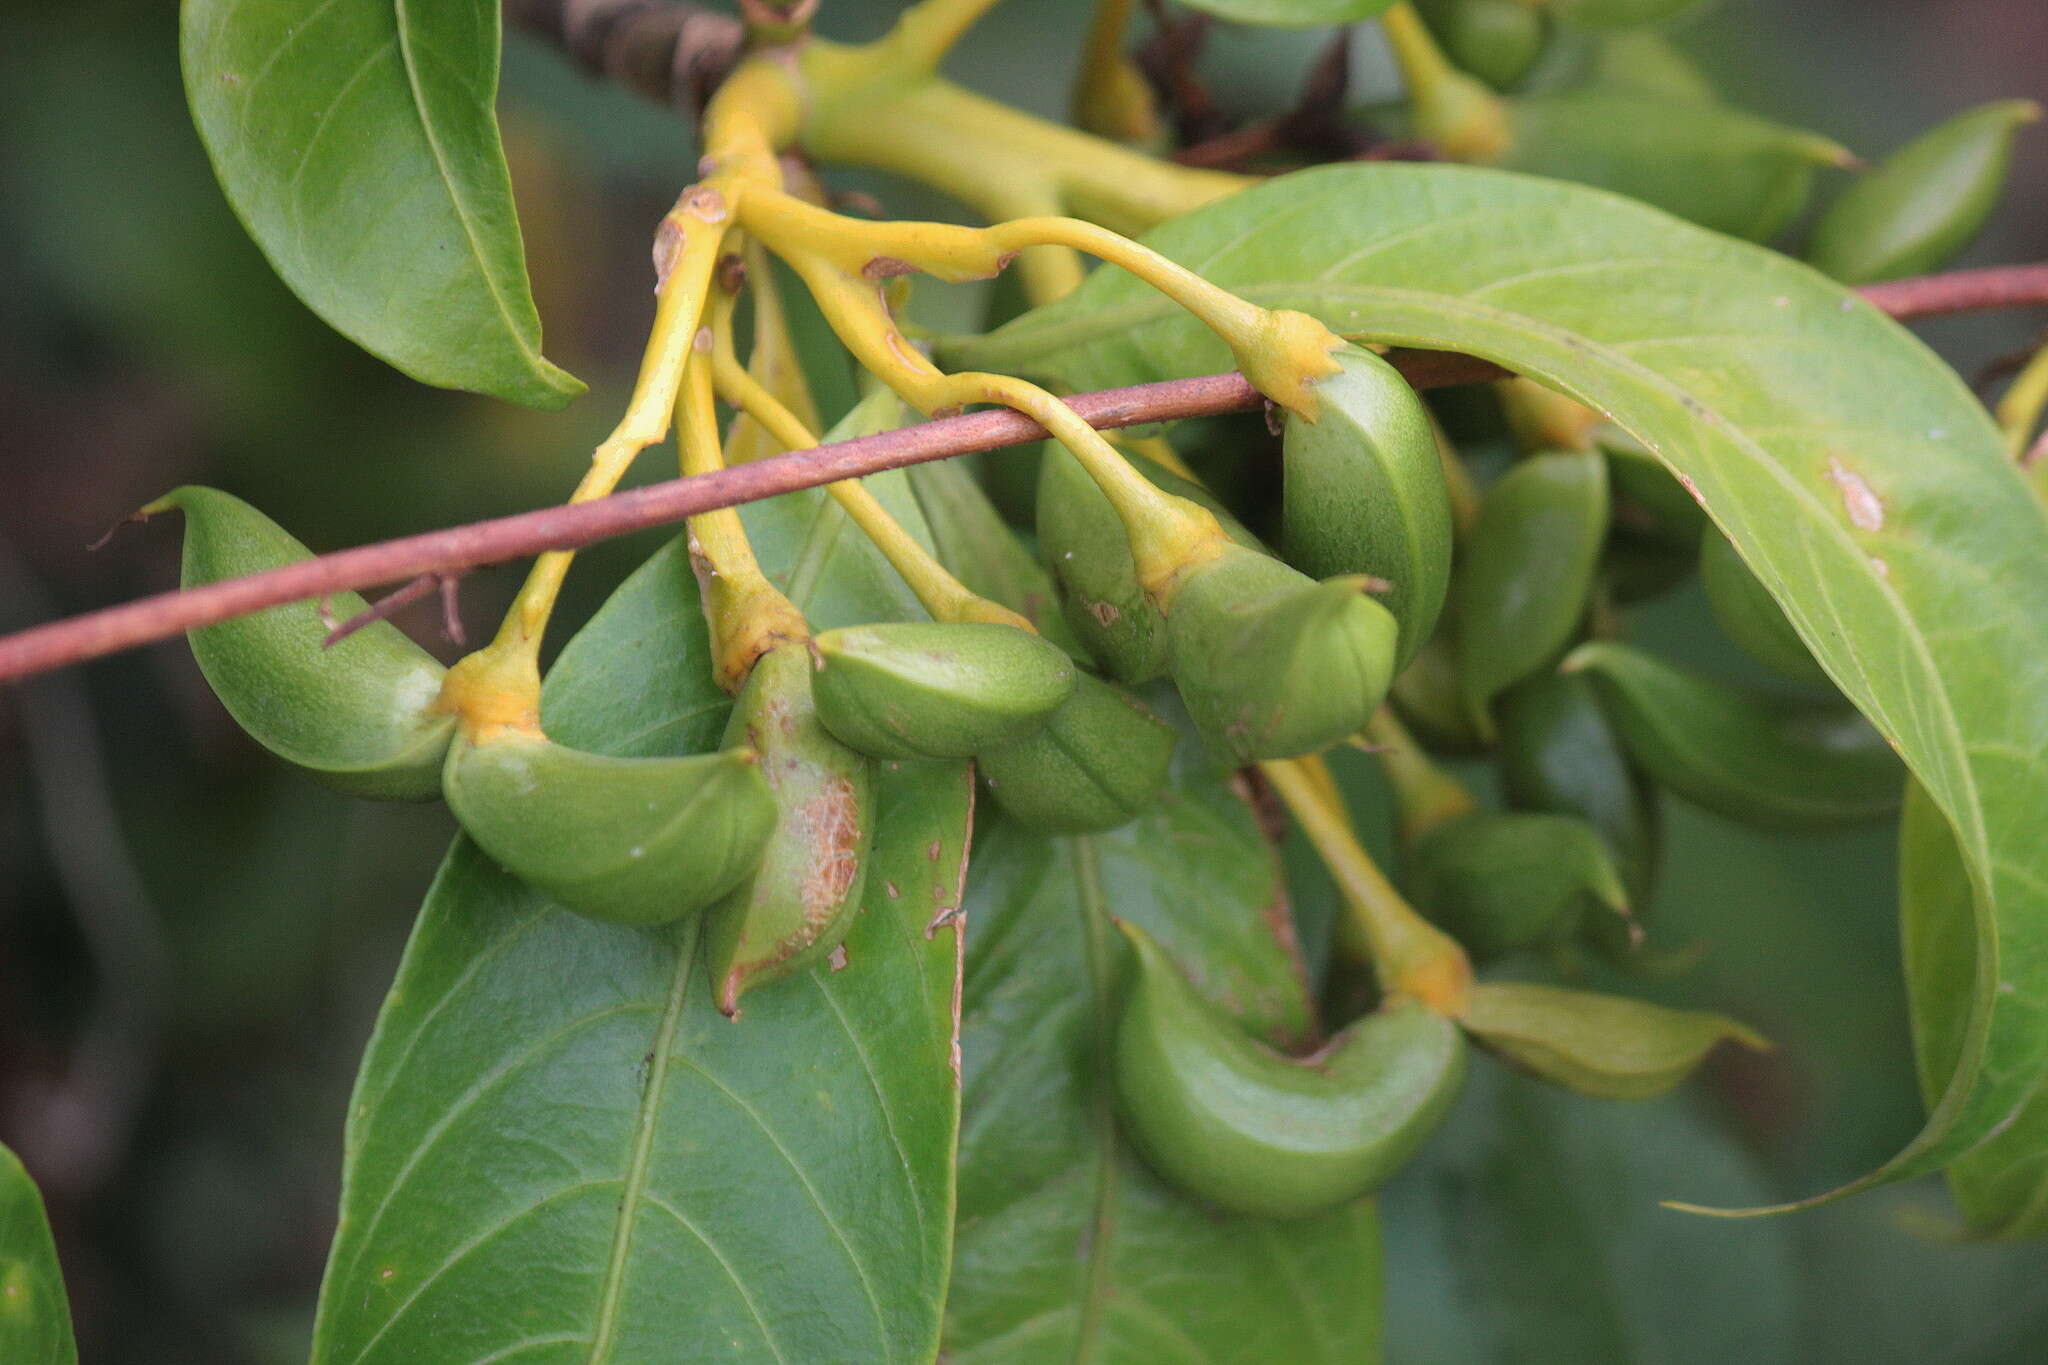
top-left (314, 522), bottom-right (968, 1355)
top-left (1380, 1067), bottom-right (1797, 1363)
top-left (1901, 779), bottom-right (2048, 1238)
top-left (950, 160), bottom-right (2048, 1208)
top-left (181, 0), bottom-right (580, 407)
top-left (0, 1145), bottom-right (77, 1365)
top-left (947, 759), bottom-right (1383, 1359)
top-left (1173, 0), bottom-right (1400, 27)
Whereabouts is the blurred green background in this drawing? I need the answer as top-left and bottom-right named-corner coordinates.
top-left (0, 1), bottom-right (2043, 1360)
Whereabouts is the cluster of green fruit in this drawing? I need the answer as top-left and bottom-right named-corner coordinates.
top-left (158, 300), bottom-right (1901, 1218)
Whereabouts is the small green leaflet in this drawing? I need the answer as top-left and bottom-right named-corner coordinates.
top-left (0, 1144), bottom-right (77, 1365)
top-left (949, 162), bottom-right (2048, 1213)
top-left (181, 0), bottom-right (580, 407)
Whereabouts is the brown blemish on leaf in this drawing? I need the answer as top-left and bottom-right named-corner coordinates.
top-left (652, 217), bottom-right (685, 292)
top-left (927, 840), bottom-right (942, 861)
top-left (863, 256), bottom-right (917, 280)
top-left (1825, 456), bottom-right (1885, 531)
top-left (1089, 601), bottom-right (1121, 626)
top-left (829, 944), bottom-right (850, 971)
top-left (886, 880), bottom-right (901, 898)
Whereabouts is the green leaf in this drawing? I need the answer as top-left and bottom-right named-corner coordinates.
top-left (1380, 1067), bottom-right (1797, 1363)
top-left (0, 1145), bottom-right (77, 1365)
top-left (946, 755), bottom-right (1383, 1361)
top-left (313, 529), bottom-right (968, 1355)
top-left (181, 0), bottom-right (580, 407)
top-left (948, 161), bottom-right (2048, 1211)
top-left (1172, 0), bottom-right (1399, 26)
top-left (1901, 779), bottom-right (2048, 1238)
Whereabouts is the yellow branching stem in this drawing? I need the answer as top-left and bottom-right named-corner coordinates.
top-left (707, 288), bottom-right (1032, 630)
top-left (1363, 707), bottom-right (1479, 846)
top-left (1071, 0), bottom-right (1161, 147)
top-left (797, 23), bottom-right (1247, 241)
top-left (1262, 757), bottom-right (1474, 1017)
top-left (1996, 342), bottom-right (2048, 461)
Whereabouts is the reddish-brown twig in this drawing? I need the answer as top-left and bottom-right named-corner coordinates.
top-left (5, 259), bottom-right (2048, 688)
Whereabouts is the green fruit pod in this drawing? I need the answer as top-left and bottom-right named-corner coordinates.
top-left (1501, 89), bottom-right (1852, 241)
top-left (444, 732), bottom-right (777, 926)
top-left (1495, 671), bottom-right (1661, 909)
top-left (810, 622), bottom-right (1077, 760)
top-left (1167, 543), bottom-right (1400, 764)
top-left (1698, 528), bottom-right (1829, 684)
top-left (1453, 448), bottom-right (1609, 735)
top-left (158, 485), bottom-right (453, 799)
top-left (1113, 921), bottom-right (1468, 1220)
top-left (1416, 0), bottom-right (1548, 91)
top-left (1405, 811), bottom-right (1633, 962)
top-left (1567, 641), bottom-right (1902, 830)
top-left (904, 457), bottom-right (1090, 657)
top-left (1037, 446), bottom-right (1259, 685)
top-left (1808, 99), bottom-right (2041, 285)
top-left (978, 672), bottom-right (1176, 834)
top-left (1281, 344), bottom-right (1454, 671)
top-left (705, 644), bottom-right (877, 1016)
top-left (1460, 981), bottom-right (1766, 1100)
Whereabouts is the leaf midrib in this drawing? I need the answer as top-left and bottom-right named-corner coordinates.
top-left (586, 924), bottom-right (701, 1364)
top-left (1068, 837), bottom-right (1118, 1364)
top-left (389, 0), bottom-right (544, 370)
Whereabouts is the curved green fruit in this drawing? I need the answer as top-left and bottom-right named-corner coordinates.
top-left (978, 672), bottom-right (1176, 834)
top-left (1567, 641), bottom-right (1902, 830)
top-left (444, 732), bottom-right (777, 926)
top-left (905, 457), bottom-right (1090, 657)
top-left (1282, 343), bottom-right (1454, 670)
top-left (811, 622), bottom-right (1077, 760)
top-left (1461, 981), bottom-right (1766, 1100)
top-left (1168, 543), bottom-right (1400, 763)
top-left (1495, 670), bottom-right (1661, 910)
top-left (1698, 528), bottom-right (1829, 684)
top-left (1113, 921), bottom-right (1468, 1219)
top-left (1546, 0), bottom-right (1703, 29)
top-left (1502, 88), bottom-right (1851, 240)
top-left (1405, 811), bottom-right (1632, 962)
top-left (1808, 99), bottom-right (2041, 284)
top-left (1416, 0), bottom-right (1547, 91)
top-left (1037, 446), bottom-right (1258, 684)
top-left (159, 485), bottom-right (453, 799)
top-left (1454, 448), bottom-right (1609, 734)
top-left (706, 644), bottom-right (876, 1015)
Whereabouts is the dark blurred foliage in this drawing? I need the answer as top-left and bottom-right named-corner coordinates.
top-left (0, 2), bottom-right (2042, 1360)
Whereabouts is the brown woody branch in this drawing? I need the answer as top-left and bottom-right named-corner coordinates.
top-left (0, 360), bottom-right (1476, 685)
top-left (5, 262), bottom-right (2048, 686)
